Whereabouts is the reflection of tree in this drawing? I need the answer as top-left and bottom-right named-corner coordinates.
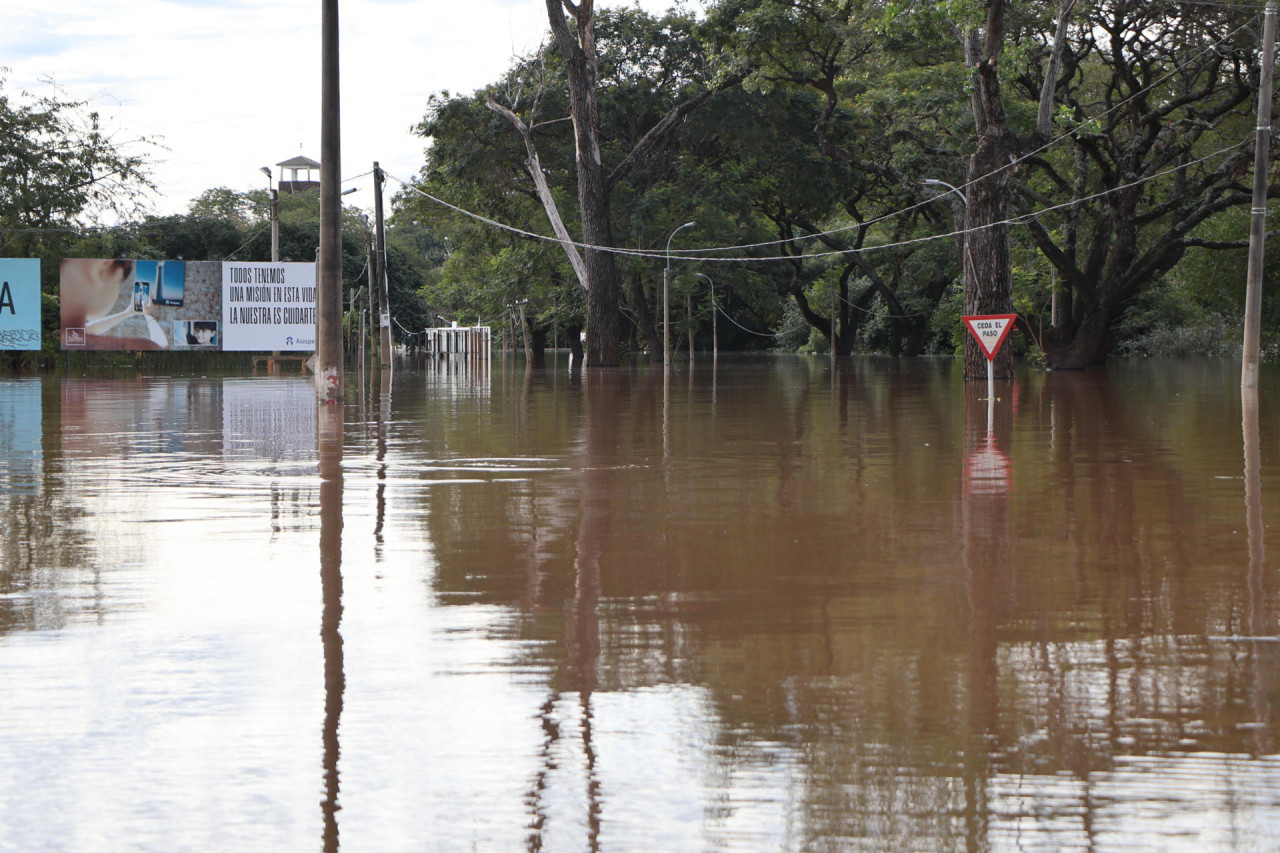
top-left (961, 377), bottom-right (1014, 850)
top-left (417, 359), bottom-right (1280, 848)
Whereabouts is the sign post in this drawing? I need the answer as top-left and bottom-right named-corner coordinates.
top-left (963, 314), bottom-right (1017, 435)
top-left (962, 314), bottom-right (1017, 496)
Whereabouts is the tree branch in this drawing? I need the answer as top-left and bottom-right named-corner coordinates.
top-left (486, 95), bottom-right (590, 291)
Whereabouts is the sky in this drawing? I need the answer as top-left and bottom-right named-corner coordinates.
top-left (1, 0), bottom-right (670, 220)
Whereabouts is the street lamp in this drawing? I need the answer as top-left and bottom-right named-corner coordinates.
top-left (696, 272), bottom-right (717, 363)
top-left (261, 167), bottom-right (279, 263)
top-left (922, 178), bottom-right (967, 206)
top-left (923, 177), bottom-right (974, 321)
top-left (664, 221), bottom-right (695, 365)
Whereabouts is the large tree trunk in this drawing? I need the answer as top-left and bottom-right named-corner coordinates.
top-left (964, 133), bottom-right (1016, 380)
top-left (546, 0), bottom-right (623, 366)
top-left (624, 269), bottom-right (661, 359)
top-left (566, 322), bottom-right (584, 363)
top-left (962, 5), bottom-right (1017, 381)
top-left (1044, 311), bottom-right (1111, 369)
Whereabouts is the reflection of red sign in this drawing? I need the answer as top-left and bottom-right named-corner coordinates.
top-left (964, 439), bottom-right (1012, 495)
top-left (963, 314), bottom-right (1018, 361)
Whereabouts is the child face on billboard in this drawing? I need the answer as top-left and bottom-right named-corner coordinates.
top-left (60, 259), bottom-right (132, 323)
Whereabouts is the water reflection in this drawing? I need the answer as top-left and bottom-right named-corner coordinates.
top-left (318, 403), bottom-right (344, 852)
top-left (1243, 386), bottom-right (1273, 757)
top-left (2, 360), bottom-right (1280, 851)
top-left (962, 376), bottom-right (1014, 848)
top-left (0, 379), bottom-right (41, 496)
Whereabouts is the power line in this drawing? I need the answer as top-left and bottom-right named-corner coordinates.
top-left (389, 136), bottom-right (1250, 265)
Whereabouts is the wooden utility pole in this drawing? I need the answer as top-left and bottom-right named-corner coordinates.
top-left (519, 300), bottom-right (532, 362)
top-left (1244, 2), bottom-right (1277, 389)
top-left (373, 163), bottom-right (393, 369)
top-left (365, 227), bottom-right (376, 359)
top-left (316, 0), bottom-right (344, 404)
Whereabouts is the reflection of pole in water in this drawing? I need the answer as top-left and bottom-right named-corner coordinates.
top-left (374, 366), bottom-right (391, 559)
top-left (961, 378), bottom-right (1013, 851)
top-left (1243, 387), bottom-right (1272, 754)
top-left (663, 361), bottom-right (670, 459)
top-left (570, 373), bottom-right (606, 852)
top-left (318, 405), bottom-right (345, 852)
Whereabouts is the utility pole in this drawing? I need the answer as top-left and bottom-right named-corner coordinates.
top-left (364, 221), bottom-right (375, 360)
top-left (1244, 1), bottom-right (1277, 389)
top-left (316, 0), bottom-right (344, 404)
top-left (373, 162), bottom-right (393, 369)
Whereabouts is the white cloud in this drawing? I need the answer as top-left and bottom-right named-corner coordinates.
top-left (1, 0), bottom-right (667, 217)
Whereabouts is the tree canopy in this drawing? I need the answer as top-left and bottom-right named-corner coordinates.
top-left (406, 0), bottom-right (1280, 365)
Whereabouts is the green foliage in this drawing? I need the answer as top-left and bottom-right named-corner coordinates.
top-left (1117, 311), bottom-right (1243, 359)
top-left (394, 0), bottom-right (1273, 363)
top-left (0, 77), bottom-right (156, 261)
top-left (0, 76), bottom-right (159, 367)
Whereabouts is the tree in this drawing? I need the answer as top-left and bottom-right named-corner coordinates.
top-left (496, 2), bottom-right (739, 365)
top-left (0, 80), bottom-right (155, 261)
top-left (0, 79), bottom-right (155, 269)
top-left (411, 8), bottom-right (741, 361)
top-left (702, 0), bottom-right (967, 357)
top-left (404, 82), bottom-right (585, 343)
top-left (1013, 0), bottom-right (1261, 368)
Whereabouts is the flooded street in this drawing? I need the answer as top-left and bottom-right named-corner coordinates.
top-left (1, 355), bottom-right (1279, 851)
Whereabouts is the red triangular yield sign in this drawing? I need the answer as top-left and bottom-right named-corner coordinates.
top-left (963, 314), bottom-right (1018, 361)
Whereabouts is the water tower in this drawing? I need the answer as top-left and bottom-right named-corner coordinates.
top-left (276, 155), bottom-right (321, 195)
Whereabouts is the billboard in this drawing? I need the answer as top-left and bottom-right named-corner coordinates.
top-left (60, 259), bottom-right (316, 352)
top-left (221, 262), bottom-right (317, 352)
top-left (0, 259), bottom-right (41, 351)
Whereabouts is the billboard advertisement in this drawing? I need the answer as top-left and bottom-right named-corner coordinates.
top-left (60, 259), bottom-right (315, 352)
top-left (221, 262), bottom-right (317, 352)
top-left (0, 259), bottom-right (42, 351)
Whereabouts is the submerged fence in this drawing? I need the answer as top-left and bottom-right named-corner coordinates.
top-left (423, 325), bottom-right (490, 360)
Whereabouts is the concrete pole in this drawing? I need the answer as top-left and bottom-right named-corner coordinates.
top-left (686, 289), bottom-right (693, 365)
top-left (710, 282), bottom-right (717, 362)
top-left (373, 163), bottom-right (393, 369)
top-left (316, 0), bottom-right (344, 404)
top-left (1243, 1), bottom-right (1276, 388)
top-left (663, 265), bottom-right (670, 366)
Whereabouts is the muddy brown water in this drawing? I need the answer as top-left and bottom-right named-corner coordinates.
top-left (1, 355), bottom-right (1278, 851)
